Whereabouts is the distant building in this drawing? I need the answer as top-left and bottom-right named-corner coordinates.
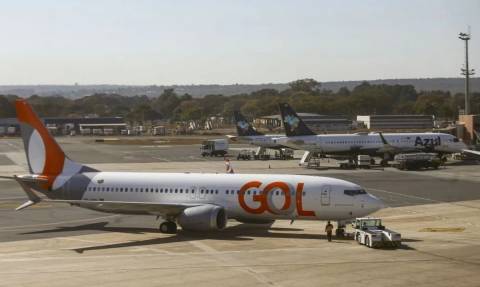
top-left (255, 113), bottom-right (352, 132)
top-left (458, 114), bottom-right (480, 145)
top-left (356, 115), bottom-right (434, 130)
top-left (0, 118), bottom-right (20, 135)
top-left (0, 117), bottom-right (127, 136)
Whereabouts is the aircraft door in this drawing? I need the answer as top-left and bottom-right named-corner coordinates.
top-left (321, 185), bottom-right (331, 206)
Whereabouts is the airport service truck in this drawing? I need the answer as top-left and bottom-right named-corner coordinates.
top-left (392, 153), bottom-right (441, 170)
top-left (353, 218), bottom-right (401, 248)
top-left (201, 139), bottom-right (228, 157)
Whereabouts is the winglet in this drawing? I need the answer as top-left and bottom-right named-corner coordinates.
top-left (378, 132), bottom-right (390, 146)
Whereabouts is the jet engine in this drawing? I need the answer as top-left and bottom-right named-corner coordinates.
top-left (177, 204), bottom-right (227, 231)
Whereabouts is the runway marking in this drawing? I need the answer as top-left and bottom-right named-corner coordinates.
top-left (189, 240), bottom-right (280, 286)
top-left (0, 215), bottom-right (120, 232)
top-left (0, 259), bottom-right (454, 272)
top-left (366, 187), bottom-right (440, 204)
top-left (0, 196), bottom-right (27, 201)
top-left (367, 187), bottom-right (480, 210)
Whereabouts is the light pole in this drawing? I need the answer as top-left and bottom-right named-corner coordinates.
top-left (458, 31), bottom-right (475, 115)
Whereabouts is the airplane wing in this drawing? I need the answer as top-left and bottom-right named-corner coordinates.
top-left (376, 132), bottom-right (422, 154)
top-left (226, 135), bottom-right (238, 141)
top-left (462, 149), bottom-right (480, 159)
top-left (43, 199), bottom-right (201, 217)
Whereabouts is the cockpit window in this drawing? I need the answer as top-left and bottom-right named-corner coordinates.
top-left (453, 137), bottom-right (459, 142)
top-left (344, 189), bottom-right (367, 196)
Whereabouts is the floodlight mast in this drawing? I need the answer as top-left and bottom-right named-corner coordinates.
top-left (459, 30), bottom-right (475, 115)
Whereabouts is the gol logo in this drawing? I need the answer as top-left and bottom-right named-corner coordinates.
top-left (238, 181), bottom-right (315, 217)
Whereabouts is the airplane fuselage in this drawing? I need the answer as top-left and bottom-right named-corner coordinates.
top-left (234, 134), bottom-right (286, 149)
top-left (58, 172), bottom-right (382, 221)
top-left (275, 132), bottom-right (466, 155)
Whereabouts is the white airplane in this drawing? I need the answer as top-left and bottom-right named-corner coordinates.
top-left (2, 100), bottom-right (384, 235)
top-left (276, 103), bottom-right (474, 164)
top-left (227, 110), bottom-right (285, 149)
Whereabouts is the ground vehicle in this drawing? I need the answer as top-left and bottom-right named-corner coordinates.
top-left (357, 155), bottom-right (371, 169)
top-left (392, 153), bottom-right (441, 170)
top-left (339, 160), bottom-right (357, 169)
top-left (153, 126), bottom-right (166, 136)
top-left (237, 149), bottom-right (253, 160)
top-left (275, 148), bottom-right (294, 160)
top-left (201, 139), bottom-right (229, 157)
top-left (353, 218), bottom-right (401, 248)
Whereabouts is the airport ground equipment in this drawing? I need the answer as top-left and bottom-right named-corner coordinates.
top-left (392, 153), bottom-right (441, 170)
top-left (353, 218), bottom-right (401, 248)
top-left (237, 149), bottom-right (253, 160)
top-left (357, 155), bottom-right (371, 169)
top-left (201, 139), bottom-right (229, 157)
top-left (274, 148), bottom-right (294, 160)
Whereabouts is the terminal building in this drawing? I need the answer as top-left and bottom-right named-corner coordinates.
top-left (356, 115), bottom-right (434, 130)
top-left (254, 113), bottom-right (352, 132)
top-left (0, 117), bottom-right (127, 136)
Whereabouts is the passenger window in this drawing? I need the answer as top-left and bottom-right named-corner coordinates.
top-left (215, 190), bottom-right (218, 194)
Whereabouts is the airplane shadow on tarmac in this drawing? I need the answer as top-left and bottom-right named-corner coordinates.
top-left (21, 221), bottom-right (419, 253)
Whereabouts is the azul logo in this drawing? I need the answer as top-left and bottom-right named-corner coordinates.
top-left (237, 120), bottom-right (250, 131)
top-left (238, 180), bottom-right (315, 217)
top-left (414, 136), bottom-right (441, 147)
top-left (285, 115), bottom-right (300, 130)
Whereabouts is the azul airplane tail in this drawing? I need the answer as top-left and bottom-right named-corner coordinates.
top-left (12, 99), bottom-right (97, 209)
top-left (278, 103), bottom-right (316, 137)
top-left (233, 111), bottom-right (264, 136)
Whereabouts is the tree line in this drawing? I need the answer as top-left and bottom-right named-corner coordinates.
top-left (0, 79), bottom-right (479, 122)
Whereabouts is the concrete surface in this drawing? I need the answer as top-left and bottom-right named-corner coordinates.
top-left (0, 136), bottom-right (479, 286)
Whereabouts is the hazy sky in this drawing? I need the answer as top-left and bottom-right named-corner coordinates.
top-left (0, 0), bottom-right (478, 85)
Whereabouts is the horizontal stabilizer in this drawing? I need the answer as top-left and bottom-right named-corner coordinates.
top-left (16, 200), bottom-right (38, 211)
top-left (12, 175), bottom-right (43, 211)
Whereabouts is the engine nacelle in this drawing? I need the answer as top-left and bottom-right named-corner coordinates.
top-left (177, 204), bottom-right (227, 231)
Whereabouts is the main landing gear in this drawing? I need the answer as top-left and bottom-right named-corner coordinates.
top-left (159, 221), bottom-right (177, 234)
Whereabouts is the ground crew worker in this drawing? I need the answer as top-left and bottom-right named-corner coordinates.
top-left (325, 221), bottom-right (334, 242)
top-left (225, 158), bottom-right (234, 174)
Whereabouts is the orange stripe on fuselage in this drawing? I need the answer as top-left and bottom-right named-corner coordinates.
top-left (16, 99), bottom-right (65, 187)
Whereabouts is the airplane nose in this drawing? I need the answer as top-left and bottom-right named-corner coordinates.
top-left (368, 194), bottom-right (386, 212)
